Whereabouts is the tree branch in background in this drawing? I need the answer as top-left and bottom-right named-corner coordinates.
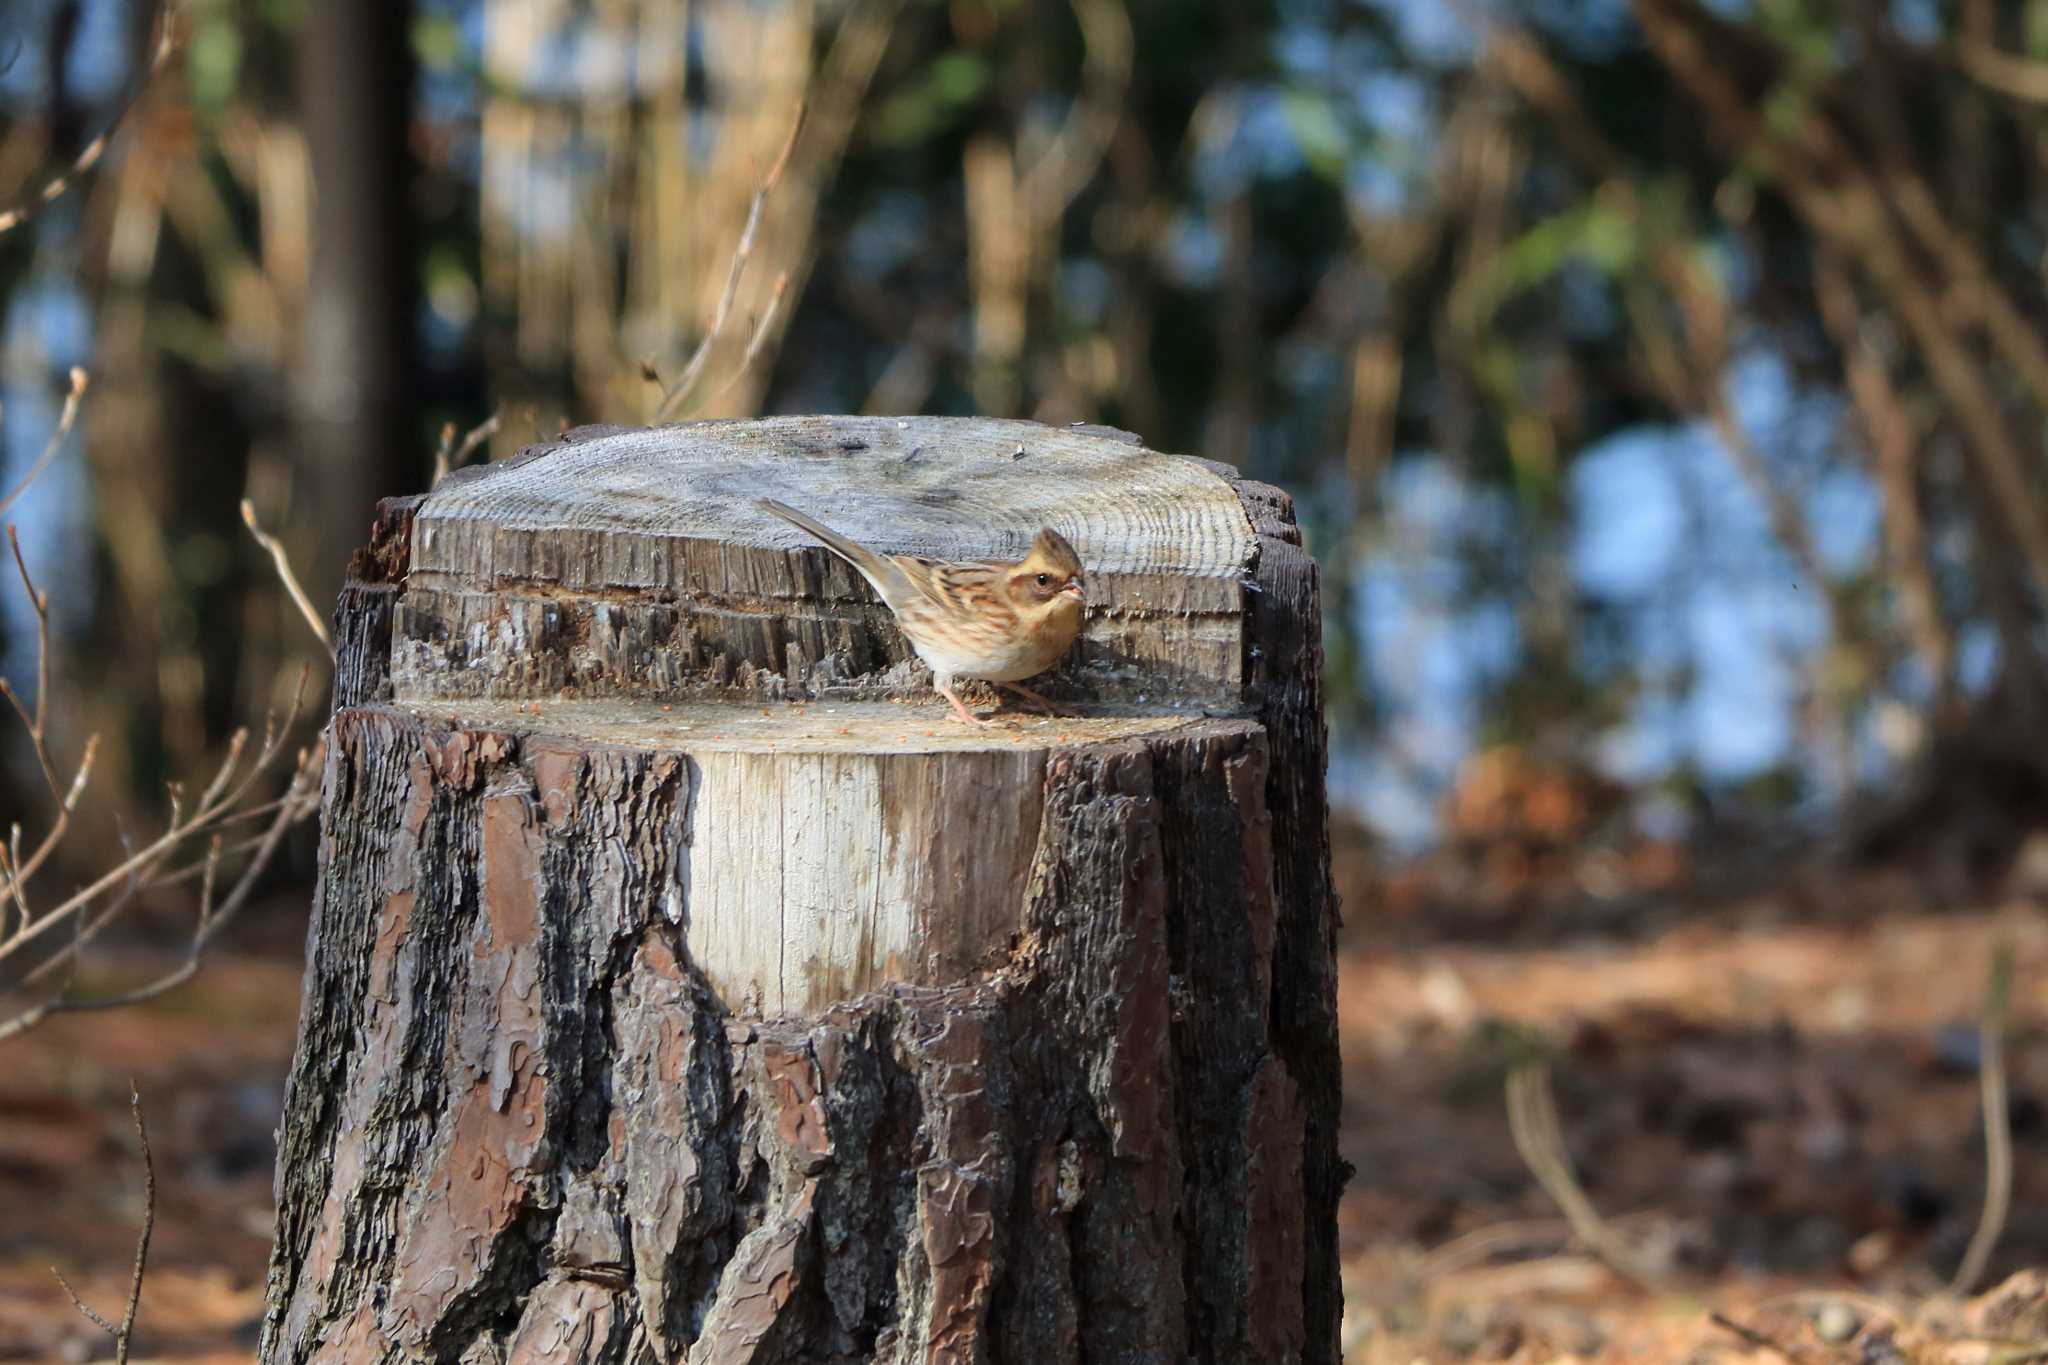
top-left (1470, 14), bottom-right (1836, 600)
top-left (0, 4), bottom-right (178, 239)
top-left (651, 105), bottom-right (807, 423)
top-left (0, 526), bottom-right (97, 898)
top-left (429, 410), bottom-right (504, 488)
top-left (1019, 0), bottom-right (1133, 230)
top-left (1953, 39), bottom-right (2048, 104)
top-left (1813, 252), bottom-right (1956, 709)
top-left (0, 659), bottom-right (320, 1044)
top-left (1626, 263), bottom-right (1836, 605)
top-left (240, 500), bottom-right (334, 660)
top-left (965, 133), bottom-right (1028, 415)
top-left (1628, 0), bottom-right (2048, 605)
top-left (0, 368), bottom-right (87, 519)
top-left (0, 392), bottom-right (327, 1046)
top-left (1485, 0), bottom-right (2048, 696)
top-left (710, 271), bottom-right (793, 404)
top-left (50, 1087), bottom-right (155, 1365)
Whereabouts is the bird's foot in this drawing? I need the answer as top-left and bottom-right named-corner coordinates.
top-left (996, 681), bottom-right (1067, 716)
top-left (939, 683), bottom-right (1002, 727)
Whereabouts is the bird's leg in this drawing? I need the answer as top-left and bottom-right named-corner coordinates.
top-left (937, 680), bottom-right (1000, 727)
top-left (996, 681), bottom-right (1065, 716)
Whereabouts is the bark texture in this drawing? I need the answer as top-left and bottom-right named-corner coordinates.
top-left (265, 417), bottom-right (1341, 1363)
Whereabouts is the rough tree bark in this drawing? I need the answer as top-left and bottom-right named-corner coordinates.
top-left (263, 417), bottom-right (1343, 1363)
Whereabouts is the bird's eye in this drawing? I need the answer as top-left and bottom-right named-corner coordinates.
top-left (1035, 573), bottom-right (1050, 586)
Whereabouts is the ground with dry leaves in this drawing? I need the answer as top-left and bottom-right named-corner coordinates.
top-left (3, 852), bottom-right (2046, 1362)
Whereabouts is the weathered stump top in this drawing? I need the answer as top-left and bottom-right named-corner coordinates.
top-left (332, 415), bottom-right (1302, 1016)
top-left (382, 416), bottom-right (1260, 708)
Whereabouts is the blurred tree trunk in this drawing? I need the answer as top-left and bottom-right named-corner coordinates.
top-left (295, 0), bottom-right (418, 614)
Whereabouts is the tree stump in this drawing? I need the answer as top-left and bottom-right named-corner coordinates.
top-left (263, 417), bottom-right (1342, 1364)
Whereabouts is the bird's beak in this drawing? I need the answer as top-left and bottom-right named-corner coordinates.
top-left (1060, 576), bottom-right (1085, 602)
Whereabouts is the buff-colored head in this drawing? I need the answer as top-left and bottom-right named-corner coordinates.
top-left (1005, 527), bottom-right (1086, 621)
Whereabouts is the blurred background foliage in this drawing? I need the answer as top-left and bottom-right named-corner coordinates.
top-left (6, 0), bottom-right (2048, 908)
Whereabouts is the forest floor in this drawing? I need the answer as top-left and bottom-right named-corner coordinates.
top-left (2, 846), bottom-right (2046, 1363)
top-left (1332, 820), bottom-right (2048, 1364)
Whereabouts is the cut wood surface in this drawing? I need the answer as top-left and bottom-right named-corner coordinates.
top-left (266, 417), bottom-right (1343, 1364)
top-left (393, 417), bottom-right (1256, 705)
top-left (409, 698), bottom-right (1245, 1015)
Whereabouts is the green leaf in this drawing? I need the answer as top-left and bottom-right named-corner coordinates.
top-left (413, 12), bottom-right (464, 71)
top-left (1281, 88), bottom-right (1350, 181)
top-left (870, 52), bottom-right (991, 148)
top-left (187, 16), bottom-right (244, 115)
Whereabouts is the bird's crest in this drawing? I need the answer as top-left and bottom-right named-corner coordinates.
top-left (1027, 527), bottom-right (1084, 577)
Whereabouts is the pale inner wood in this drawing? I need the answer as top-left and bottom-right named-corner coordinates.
top-left (430, 698), bottom-right (1240, 1015)
top-left (423, 696), bottom-right (1227, 752)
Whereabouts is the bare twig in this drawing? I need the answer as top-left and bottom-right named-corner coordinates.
top-left (1812, 252), bottom-right (1955, 707)
top-left (652, 104), bottom-right (807, 423)
top-left (3, 645), bottom-right (311, 1008)
top-left (1017, 0), bottom-right (1133, 229)
top-left (1953, 947), bottom-right (2015, 1296)
top-left (1418, 1207), bottom-right (1672, 1282)
top-left (0, 711), bottom-right (320, 1045)
top-left (1751, 1289), bottom-right (1903, 1328)
top-left (1506, 1063), bottom-right (1672, 1291)
top-left (1709, 1310), bottom-right (1802, 1362)
top-left (0, 298), bottom-right (323, 1048)
top-left (0, 369), bottom-right (89, 519)
top-left (51, 1087), bottom-right (155, 1365)
top-left (240, 500), bottom-right (335, 659)
top-left (430, 410), bottom-right (504, 488)
top-left (0, 5), bottom-right (178, 238)
top-left (710, 272), bottom-right (793, 402)
top-left (1956, 40), bottom-right (2048, 103)
top-left (1628, 0), bottom-right (2048, 600)
top-left (0, 523), bottom-right (101, 903)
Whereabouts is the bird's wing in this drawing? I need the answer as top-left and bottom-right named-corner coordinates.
top-left (909, 559), bottom-right (1012, 624)
top-left (759, 499), bottom-right (923, 610)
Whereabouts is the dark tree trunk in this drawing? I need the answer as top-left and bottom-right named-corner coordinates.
top-left (263, 418), bottom-right (1343, 1363)
top-left (296, 0), bottom-right (419, 611)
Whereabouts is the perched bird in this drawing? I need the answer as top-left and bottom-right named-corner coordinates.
top-left (758, 498), bottom-right (1087, 725)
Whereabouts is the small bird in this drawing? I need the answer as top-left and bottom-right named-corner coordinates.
top-left (759, 498), bottom-right (1087, 725)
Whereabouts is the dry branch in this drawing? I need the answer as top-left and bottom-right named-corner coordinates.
top-left (651, 104), bottom-right (807, 423)
top-left (1, 387), bottom-right (328, 1044)
top-left (429, 411), bottom-right (504, 488)
top-left (1709, 1310), bottom-right (1804, 1362)
top-left (709, 271), bottom-right (793, 403)
top-left (0, 369), bottom-right (88, 520)
top-left (241, 501), bottom-right (334, 659)
top-left (1953, 948), bottom-right (2015, 1296)
top-left (1813, 253), bottom-right (1955, 705)
top-left (1506, 1062), bottom-right (1673, 1292)
top-left (1955, 41), bottom-right (2048, 103)
top-left (1629, 0), bottom-right (2048, 601)
top-left (51, 1087), bottom-right (155, 1365)
top-left (1018, 0), bottom-right (1133, 229)
top-left (0, 5), bottom-right (178, 239)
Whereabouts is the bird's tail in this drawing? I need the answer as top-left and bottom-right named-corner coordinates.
top-left (759, 498), bottom-right (913, 605)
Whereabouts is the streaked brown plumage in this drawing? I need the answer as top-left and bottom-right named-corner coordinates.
top-left (759, 498), bottom-right (1087, 725)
